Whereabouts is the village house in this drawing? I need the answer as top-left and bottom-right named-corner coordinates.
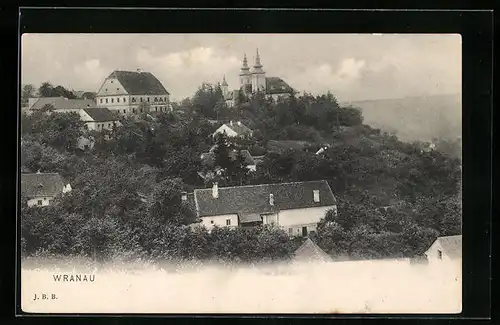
top-left (212, 121), bottom-right (253, 138)
top-left (293, 237), bottom-right (332, 262)
top-left (95, 69), bottom-right (171, 115)
top-left (27, 97), bottom-right (95, 114)
top-left (424, 235), bottom-right (462, 265)
top-left (220, 50), bottom-right (296, 107)
top-left (77, 107), bottom-right (121, 150)
top-left (187, 180), bottom-right (337, 236)
top-left (21, 172), bottom-right (72, 207)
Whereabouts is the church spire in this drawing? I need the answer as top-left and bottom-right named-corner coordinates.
top-left (221, 75), bottom-right (228, 86)
top-left (242, 53), bottom-right (249, 70)
top-left (254, 48), bottom-right (262, 68)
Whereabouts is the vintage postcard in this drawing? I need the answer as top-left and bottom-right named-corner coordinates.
top-left (19, 33), bottom-right (462, 314)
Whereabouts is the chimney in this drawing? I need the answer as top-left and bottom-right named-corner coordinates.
top-left (212, 182), bottom-right (219, 199)
top-left (269, 193), bottom-right (274, 206)
top-left (313, 190), bottom-right (320, 203)
top-left (181, 191), bottom-right (188, 202)
top-left (237, 121), bottom-right (241, 126)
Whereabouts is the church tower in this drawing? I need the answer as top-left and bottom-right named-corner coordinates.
top-left (251, 49), bottom-right (266, 93)
top-left (221, 75), bottom-right (229, 97)
top-left (239, 53), bottom-right (251, 92)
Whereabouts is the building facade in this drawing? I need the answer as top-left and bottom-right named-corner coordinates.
top-left (95, 70), bottom-right (171, 115)
top-left (424, 235), bottom-right (462, 265)
top-left (187, 180), bottom-right (337, 236)
top-left (221, 50), bottom-right (296, 107)
top-left (212, 121), bottom-right (253, 138)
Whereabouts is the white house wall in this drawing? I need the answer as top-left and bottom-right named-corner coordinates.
top-left (425, 241), bottom-right (454, 265)
top-left (27, 196), bottom-right (53, 207)
top-left (200, 214), bottom-right (239, 230)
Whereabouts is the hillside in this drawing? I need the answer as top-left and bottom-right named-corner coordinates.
top-left (342, 94), bottom-right (461, 143)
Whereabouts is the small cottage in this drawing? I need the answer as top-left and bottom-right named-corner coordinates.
top-left (294, 238), bottom-right (332, 262)
top-left (21, 172), bottom-right (71, 207)
top-left (424, 235), bottom-right (462, 265)
top-left (212, 121), bottom-right (253, 138)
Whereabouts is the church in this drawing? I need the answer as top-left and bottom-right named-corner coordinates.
top-left (221, 49), bottom-right (296, 107)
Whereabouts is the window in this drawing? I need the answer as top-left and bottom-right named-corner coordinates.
top-left (155, 107), bottom-right (157, 112)
top-left (123, 97), bottom-right (127, 102)
top-left (133, 108), bottom-right (136, 113)
top-left (111, 80), bottom-right (113, 83)
top-left (105, 88), bottom-right (108, 91)
top-left (116, 88), bottom-right (119, 91)
top-left (140, 98), bottom-right (143, 102)
top-left (437, 250), bottom-right (443, 260)
top-left (105, 99), bottom-right (108, 103)
top-left (131, 97), bottom-right (136, 103)
top-left (117, 98), bottom-right (120, 103)
top-left (111, 98), bottom-right (114, 103)
top-left (100, 99), bottom-right (103, 103)
top-left (313, 190), bottom-right (320, 203)
top-left (108, 123), bottom-right (111, 128)
top-left (37, 200), bottom-right (42, 206)
top-left (210, 220), bottom-right (214, 224)
top-left (226, 219), bottom-right (231, 226)
top-left (154, 97), bottom-right (158, 102)
top-left (288, 228), bottom-right (293, 235)
top-left (140, 108), bottom-right (143, 113)
top-left (147, 98), bottom-right (150, 102)
top-left (123, 109), bottom-right (126, 114)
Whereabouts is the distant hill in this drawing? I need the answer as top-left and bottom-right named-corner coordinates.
top-left (342, 94), bottom-right (461, 143)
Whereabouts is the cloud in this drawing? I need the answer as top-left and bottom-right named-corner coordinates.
top-left (73, 59), bottom-right (108, 90)
top-left (135, 47), bottom-right (240, 100)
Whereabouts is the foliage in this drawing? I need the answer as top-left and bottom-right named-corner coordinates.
top-left (38, 82), bottom-right (77, 99)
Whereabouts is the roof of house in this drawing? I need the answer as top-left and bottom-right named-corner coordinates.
top-left (433, 235), bottom-right (462, 259)
top-left (294, 238), bottom-right (332, 262)
top-left (82, 107), bottom-right (120, 122)
top-left (193, 180), bottom-right (337, 217)
top-left (265, 77), bottom-right (295, 95)
top-left (222, 121), bottom-right (253, 136)
top-left (29, 97), bottom-right (96, 111)
top-left (107, 70), bottom-right (169, 95)
top-left (21, 173), bottom-right (67, 198)
top-left (201, 149), bottom-right (256, 167)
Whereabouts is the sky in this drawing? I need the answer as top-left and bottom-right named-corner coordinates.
top-left (21, 34), bottom-right (461, 102)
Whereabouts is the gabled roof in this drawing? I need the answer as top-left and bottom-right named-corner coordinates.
top-left (294, 238), bottom-right (332, 262)
top-left (265, 77), bottom-right (294, 95)
top-left (107, 70), bottom-right (169, 95)
top-left (29, 97), bottom-right (95, 111)
top-left (433, 235), bottom-right (462, 259)
top-left (222, 121), bottom-right (253, 136)
top-left (21, 173), bottom-right (67, 198)
top-left (194, 180), bottom-right (337, 217)
top-left (82, 107), bottom-right (120, 122)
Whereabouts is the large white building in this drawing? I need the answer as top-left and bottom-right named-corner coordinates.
top-left (221, 50), bottom-right (296, 107)
top-left (424, 235), bottom-right (462, 266)
top-left (186, 180), bottom-right (337, 236)
top-left (95, 69), bottom-right (171, 115)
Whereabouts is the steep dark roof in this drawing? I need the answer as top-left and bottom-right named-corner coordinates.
top-left (82, 107), bottom-right (120, 122)
top-left (294, 238), bottom-right (332, 262)
top-left (108, 70), bottom-right (169, 95)
top-left (436, 235), bottom-right (462, 259)
top-left (21, 173), bottom-right (67, 198)
top-left (30, 97), bottom-right (95, 111)
top-left (194, 180), bottom-right (337, 217)
top-left (265, 77), bottom-right (294, 95)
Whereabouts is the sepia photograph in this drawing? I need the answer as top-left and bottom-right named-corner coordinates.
top-left (19, 32), bottom-right (462, 314)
